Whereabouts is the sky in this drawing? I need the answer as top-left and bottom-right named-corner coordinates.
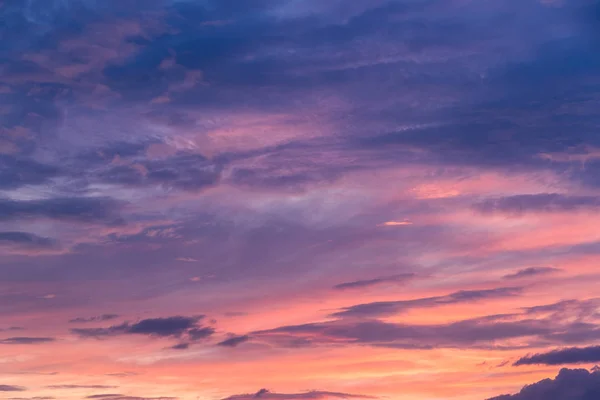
top-left (1, 0), bottom-right (600, 399)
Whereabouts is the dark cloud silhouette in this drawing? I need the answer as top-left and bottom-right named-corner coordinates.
top-left (331, 287), bottom-right (523, 318)
top-left (69, 314), bottom-right (120, 324)
top-left (0, 385), bottom-right (26, 392)
top-left (223, 388), bottom-right (375, 400)
top-left (487, 368), bottom-right (600, 400)
top-left (503, 267), bottom-right (561, 280)
top-left (333, 273), bottom-right (416, 290)
top-left (72, 316), bottom-right (214, 344)
top-left (0, 337), bottom-right (55, 345)
top-left (217, 335), bottom-right (250, 347)
top-left (474, 194), bottom-right (600, 214)
top-left (514, 346), bottom-right (600, 366)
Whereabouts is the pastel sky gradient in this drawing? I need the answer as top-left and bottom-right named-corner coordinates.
top-left (2, 0), bottom-right (600, 399)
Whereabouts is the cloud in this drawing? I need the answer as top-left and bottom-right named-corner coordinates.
top-left (514, 346), bottom-right (600, 366)
top-left (72, 316), bottom-right (214, 344)
top-left (0, 385), bottom-right (26, 392)
top-left (249, 297), bottom-right (600, 350)
top-left (0, 197), bottom-right (124, 225)
top-left (217, 335), bottom-right (250, 347)
top-left (7, 397), bottom-right (55, 400)
top-left (7, 398), bottom-right (54, 400)
top-left (69, 314), bottom-right (120, 323)
top-left (473, 194), bottom-right (600, 214)
top-left (0, 156), bottom-right (59, 190)
top-left (487, 368), bottom-right (600, 400)
top-left (333, 273), bottom-right (416, 290)
top-left (0, 337), bottom-right (55, 345)
top-left (0, 231), bottom-right (58, 252)
top-left (169, 343), bottom-right (189, 350)
top-left (97, 152), bottom-right (222, 192)
top-left (331, 287), bottom-right (523, 318)
top-left (503, 267), bottom-right (561, 280)
top-left (223, 389), bottom-right (375, 400)
top-left (85, 395), bottom-right (176, 400)
top-left (47, 385), bottom-right (118, 389)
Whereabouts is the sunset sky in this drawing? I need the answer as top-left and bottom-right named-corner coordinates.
top-left (2, 0), bottom-right (600, 399)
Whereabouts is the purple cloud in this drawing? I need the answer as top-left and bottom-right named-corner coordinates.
top-left (223, 389), bottom-right (375, 400)
top-left (503, 267), bottom-right (561, 280)
top-left (487, 368), bottom-right (600, 400)
top-left (333, 273), bottom-right (416, 290)
top-left (217, 335), bottom-right (250, 347)
top-left (0, 385), bottom-right (26, 392)
top-left (515, 346), bottom-right (600, 366)
top-left (331, 287), bottom-right (523, 318)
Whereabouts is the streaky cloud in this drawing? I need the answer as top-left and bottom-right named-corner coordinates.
top-left (514, 346), bottom-right (600, 366)
top-left (333, 273), bottom-right (416, 290)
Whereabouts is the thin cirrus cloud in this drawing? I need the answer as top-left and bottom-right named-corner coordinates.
top-left (330, 287), bottom-right (524, 318)
top-left (46, 385), bottom-right (118, 389)
top-left (502, 267), bottom-right (561, 280)
top-left (71, 316), bottom-right (215, 346)
top-left (222, 389), bottom-right (375, 400)
top-left (333, 273), bottom-right (416, 290)
top-left (69, 314), bottom-right (120, 324)
top-left (0, 385), bottom-right (26, 392)
top-left (0, 337), bottom-right (55, 345)
top-left (217, 335), bottom-right (251, 347)
top-left (248, 297), bottom-right (600, 350)
top-left (85, 395), bottom-right (177, 400)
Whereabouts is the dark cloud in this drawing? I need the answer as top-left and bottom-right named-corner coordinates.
top-left (474, 194), bottom-right (600, 215)
top-left (217, 335), bottom-right (250, 347)
top-left (487, 368), bottom-right (600, 400)
top-left (0, 231), bottom-right (57, 248)
top-left (514, 346), bottom-right (600, 366)
top-left (97, 152), bottom-right (222, 192)
top-left (169, 343), bottom-right (189, 350)
top-left (331, 287), bottom-right (523, 318)
top-left (127, 316), bottom-right (202, 337)
top-left (0, 385), bottom-right (26, 392)
top-left (69, 314), bottom-right (120, 324)
top-left (0, 156), bottom-right (59, 190)
top-left (223, 388), bottom-right (374, 400)
top-left (72, 316), bottom-right (214, 344)
top-left (0, 197), bottom-right (124, 225)
top-left (0, 337), bottom-right (55, 345)
top-left (333, 273), bottom-right (416, 290)
top-left (503, 267), bottom-right (561, 280)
